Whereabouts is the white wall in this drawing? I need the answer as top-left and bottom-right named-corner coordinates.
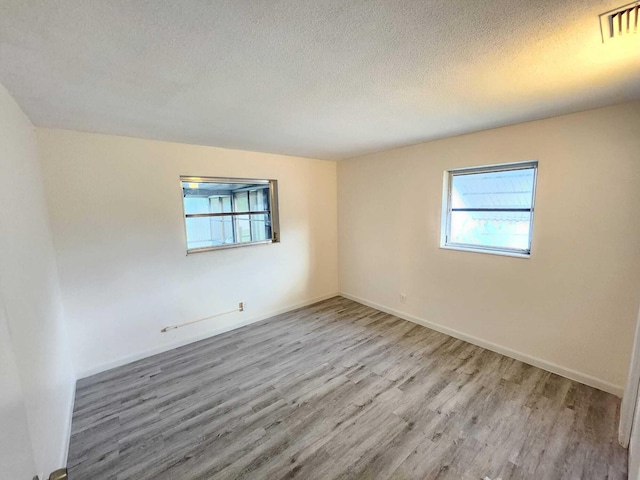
top-left (38, 129), bottom-right (339, 377)
top-left (338, 102), bottom-right (640, 395)
top-left (0, 298), bottom-right (36, 479)
top-left (0, 83), bottom-right (76, 478)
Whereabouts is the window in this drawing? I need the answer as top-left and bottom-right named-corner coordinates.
top-left (181, 176), bottom-right (280, 253)
top-left (441, 161), bottom-right (538, 257)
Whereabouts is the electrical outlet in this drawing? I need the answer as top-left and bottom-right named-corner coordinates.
top-left (400, 293), bottom-right (407, 304)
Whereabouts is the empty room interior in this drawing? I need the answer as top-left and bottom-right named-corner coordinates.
top-left (2, 1), bottom-right (640, 479)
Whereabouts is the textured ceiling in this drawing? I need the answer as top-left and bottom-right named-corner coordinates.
top-left (1, 1), bottom-right (639, 160)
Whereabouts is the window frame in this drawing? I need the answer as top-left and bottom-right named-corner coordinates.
top-left (180, 176), bottom-right (280, 254)
top-left (440, 161), bottom-right (538, 258)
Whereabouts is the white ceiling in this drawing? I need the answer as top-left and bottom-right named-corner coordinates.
top-left (1, 1), bottom-right (639, 160)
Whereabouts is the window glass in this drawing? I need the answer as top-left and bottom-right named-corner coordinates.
top-left (443, 163), bottom-right (537, 256)
top-left (449, 211), bottom-right (532, 251)
top-left (451, 169), bottom-right (535, 209)
top-left (181, 178), bottom-right (278, 253)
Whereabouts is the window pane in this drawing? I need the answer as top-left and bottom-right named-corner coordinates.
top-left (181, 177), bottom-right (278, 252)
top-left (234, 191), bottom-right (249, 213)
top-left (451, 168), bottom-right (535, 209)
top-left (183, 197), bottom-right (210, 215)
top-left (450, 211), bottom-right (532, 251)
top-left (182, 182), bottom-right (269, 215)
top-left (249, 188), bottom-right (269, 211)
top-left (235, 213), bottom-right (271, 244)
top-left (250, 213), bottom-right (271, 241)
top-left (234, 215), bottom-right (251, 243)
top-left (209, 195), bottom-right (232, 214)
top-left (185, 215), bottom-right (236, 250)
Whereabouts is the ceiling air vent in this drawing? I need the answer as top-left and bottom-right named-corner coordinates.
top-left (599, 2), bottom-right (639, 41)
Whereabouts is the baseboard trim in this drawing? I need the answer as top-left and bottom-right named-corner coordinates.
top-left (77, 292), bottom-right (340, 379)
top-left (340, 292), bottom-right (624, 397)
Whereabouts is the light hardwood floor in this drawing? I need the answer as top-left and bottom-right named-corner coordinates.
top-left (68, 296), bottom-right (626, 479)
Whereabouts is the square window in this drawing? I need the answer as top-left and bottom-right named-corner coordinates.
top-left (441, 161), bottom-right (538, 257)
top-left (181, 176), bottom-right (279, 253)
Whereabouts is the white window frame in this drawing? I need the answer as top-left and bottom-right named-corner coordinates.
top-left (181, 176), bottom-right (280, 254)
top-left (440, 161), bottom-right (538, 258)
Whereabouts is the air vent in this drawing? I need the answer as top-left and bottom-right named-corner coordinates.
top-left (599, 2), bottom-right (639, 42)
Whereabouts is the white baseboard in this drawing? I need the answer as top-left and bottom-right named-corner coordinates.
top-left (77, 292), bottom-right (340, 379)
top-left (77, 290), bottom-right (624, 397)
top-left (340, 292), bottom-right (624, 397)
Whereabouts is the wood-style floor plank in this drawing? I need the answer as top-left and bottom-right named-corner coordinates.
top-left (68, 296), bottom-right (627, 479)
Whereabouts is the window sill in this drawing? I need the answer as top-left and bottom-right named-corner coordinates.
top-left (187, 239), bottom-right (275, 254)
top-left (439, 244), bottom-right (531, 259)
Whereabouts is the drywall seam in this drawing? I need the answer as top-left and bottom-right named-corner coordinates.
top-left (340, 292), bottom-right (624, 397)
top-left (77, 292), bottom-right (340, 379)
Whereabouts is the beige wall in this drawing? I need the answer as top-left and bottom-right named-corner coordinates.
top-left (38, 129), bottom-right (339, 377)
top-left (0, 83), bottom-right (75, 478)
top-left (338, 102), bottom-right (640, 394)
